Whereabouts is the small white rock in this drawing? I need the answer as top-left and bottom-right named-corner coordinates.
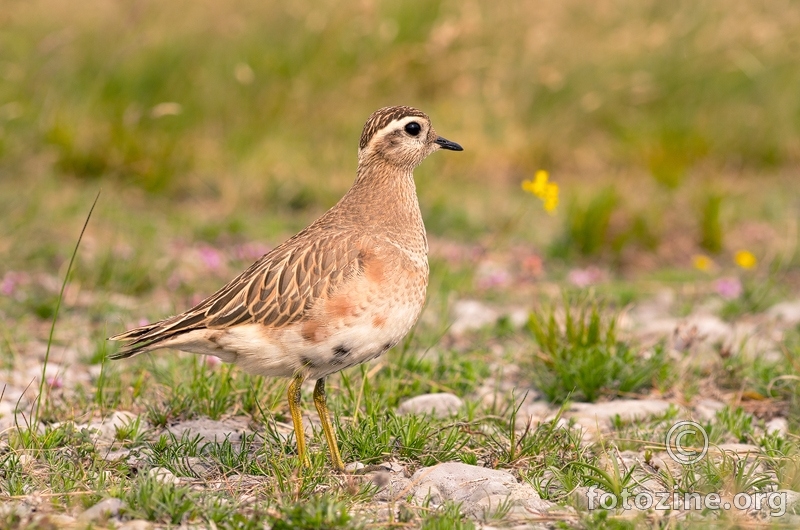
top-left (451, 300), bottom-right (498, 334)
top-left (766, 417), bottom-right (789, 436)
top-left (768, 300), bottom-right (800, 325)
top-left (397, 393), bottom-right (463, 418)
top-left (694, 398), bottom-right (726, 422)
top-left (713, 443), bottom-right (762, 456)
top-left (568, 399), bottom-right (672, 427)
top-left (409, 462), bottom-right (555, 517)
top-left (166, 416), bottom-right (249, 444)
top-left (778, 490), bottom-right (800, 515)
top-left (78, 497), bottom-right (123, 522)
top-left (17, 454), bottom-right (35, 467)
top-left (345, 462), bottom-right (365, 473)
top-left (508, 308), bottom-right (530, 328)
top-left (148, 467), bottom-right (180, 485)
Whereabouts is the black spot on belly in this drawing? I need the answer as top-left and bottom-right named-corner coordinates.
top-left (300, 356), bottom-right (317, 369)
top-left (329, 345), bottom-right (351, 366)
top-left (382, 342), bottom-right (393, 353)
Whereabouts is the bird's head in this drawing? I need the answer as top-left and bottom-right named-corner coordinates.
top-left (358, 105), bottom-right (462, 170)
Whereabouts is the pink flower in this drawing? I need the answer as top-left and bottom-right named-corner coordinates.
top-left (198, 246), bottom-right (223, 270)
top-left (46, 375), bottom-right (63, 389)
top-left (1, 276), bottom-right (16, 296)
top-left (715, 277), bottom-right (742, 299)
top-left (476, 270), bottom-right (511, 289)
top-left (475, 260), bottom-right (511, 290)
top-left (567, 266), bottom-right (603, 287)
top-left (522, 255), bottom-right (544, 277)
top-left (1, 272), bottom-right (22, 296)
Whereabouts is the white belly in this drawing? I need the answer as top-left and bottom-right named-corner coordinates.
top-left (182, 296), bottom-right (423, 380)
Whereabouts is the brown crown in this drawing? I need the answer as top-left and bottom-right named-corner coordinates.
top-left (359, 106), bottom-right (429, 149)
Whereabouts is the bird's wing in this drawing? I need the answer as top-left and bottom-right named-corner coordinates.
top-left (109, 233), bottom-right (364, 358)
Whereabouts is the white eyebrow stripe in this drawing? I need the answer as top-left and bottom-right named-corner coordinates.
top-left (370, 116), bottom-right (428, 144)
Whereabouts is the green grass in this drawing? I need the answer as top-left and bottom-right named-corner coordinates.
top-left (526, 299), bottom-right (673, 402)
top-left (4, 0), bottom-right (800, 193)
top-left (419, 501), bottom-right (476, 530)
top-left (550, 187), bottom-right (620, 259)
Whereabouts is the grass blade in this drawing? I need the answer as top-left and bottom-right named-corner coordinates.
top-left (33, 189), bottom-right (101, 424)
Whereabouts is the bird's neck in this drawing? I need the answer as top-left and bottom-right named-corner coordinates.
top-left (336, 158), bottom-right (426, 247)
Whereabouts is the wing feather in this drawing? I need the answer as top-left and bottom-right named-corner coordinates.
top-left (109, 233), bottom-right (364, 358)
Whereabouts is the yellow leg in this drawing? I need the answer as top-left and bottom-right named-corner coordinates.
top-left (313, 378), bottom-right (345, 472)
top-left (288, 374), bottom-right (311, 468)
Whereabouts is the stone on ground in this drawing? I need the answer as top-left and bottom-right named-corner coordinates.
top-left (397, 393), bottom-right (463, 417)
top-left (166, 416), bottom-right (250, 443)
top-left (78, 497), bottom-right (124, 523)
top-left (409, 462), bottom-right (555, 519)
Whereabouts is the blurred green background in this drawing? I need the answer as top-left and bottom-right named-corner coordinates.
top-left (2, 0), bottom-right (800, 289)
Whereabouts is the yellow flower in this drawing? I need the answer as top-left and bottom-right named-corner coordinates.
top-left (734, 250), bottom-right (757, 270)
top-left (543, 182), bottom-right (559, 214)
top-left (522, 170), bottom-right (558, 214)
top-left (692, 254), bottom-right (714, 271)
top-left (522, 170), bottom-right (549, 198)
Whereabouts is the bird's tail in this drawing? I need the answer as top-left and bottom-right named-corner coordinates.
top-left (107, 322), bottom-right (164, 359)
top-left (108, 307), bottom-right (214, 359)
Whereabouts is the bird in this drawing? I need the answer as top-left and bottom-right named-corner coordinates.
top-left (109, 105), bottom-right (463, 472)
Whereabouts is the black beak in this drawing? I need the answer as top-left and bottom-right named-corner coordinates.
top-left (435, 136), bottom-right (463, 151)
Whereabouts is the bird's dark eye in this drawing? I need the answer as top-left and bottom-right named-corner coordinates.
top-left (404, 122), bottom-right (421, 136)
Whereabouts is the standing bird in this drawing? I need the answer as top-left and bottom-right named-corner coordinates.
top-left (109, 106), bottom-right (463, 471)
